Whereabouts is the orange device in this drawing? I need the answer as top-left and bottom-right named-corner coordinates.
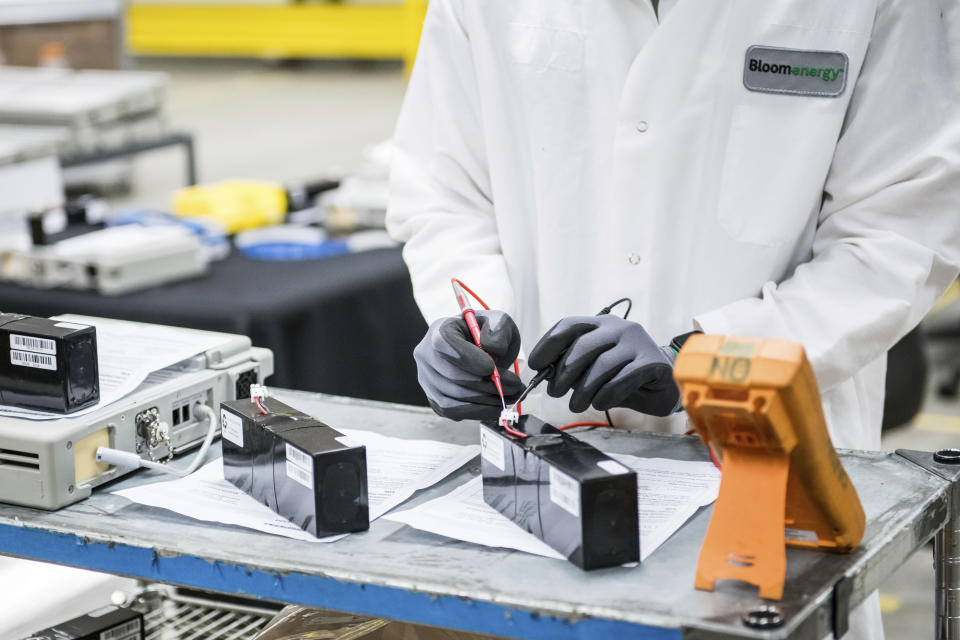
top-left (673, 334), bottom-right (865, 600)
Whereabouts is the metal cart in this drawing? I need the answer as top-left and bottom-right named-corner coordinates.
top-left (0, 389), bottom-right (958, 639)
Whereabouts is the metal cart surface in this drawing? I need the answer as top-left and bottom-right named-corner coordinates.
top-left (0, 389), bottom-right (957, 640)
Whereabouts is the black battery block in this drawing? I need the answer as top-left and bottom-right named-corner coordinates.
top-left (22, 605), bottom-right (143, 640)
top-left (480, 415), bottom-right (639, 570)
top-left (220, 397), bottom-right (369, 537)
top-left (0, 313), bottom-right (99, 413)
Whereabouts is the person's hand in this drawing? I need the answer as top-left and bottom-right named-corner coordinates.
top-left (528, 315), bottom-right (679, 417)
top-left (414, 310), bottom-right (524, 420)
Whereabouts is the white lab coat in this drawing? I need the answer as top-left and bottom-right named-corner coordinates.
top-left (387, 1), bottom-right (960, 638)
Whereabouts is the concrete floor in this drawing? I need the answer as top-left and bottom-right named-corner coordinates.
top-left (113, 58), bottom-right (409, 210)
top-left (71, 58), bottom-right (960, 638)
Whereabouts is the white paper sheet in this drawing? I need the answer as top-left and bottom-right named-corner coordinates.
top-left (386, 475), bottom-right (565, 559)
top-left (613, 454), bottom-right (721, 557)
top-left (0, 315), bottom-right (235, 420)
top-left (384, 456), bottom-right (721, 562)
top-left (112, 430), bottom-right (480, 542)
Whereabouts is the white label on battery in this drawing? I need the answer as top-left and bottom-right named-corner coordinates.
top-left (784, 527), bottom-right (819, 543)
top-left (286, 443), bottom-right (313, 469)
top-left (597, 460), bottom-right (630, 475)
top-left (100, 618), bottom-right (141, 640)
top-left (10, 334), bottom-right (56, 355)
top-left (54, 322), bottom-right (88, 330)
top-left (549, 467), bottom-right (581, 517)
top-left (479, 425), bottom-right (505, 471)
top-left (286, 460), bottom-right (314, 489)
top-left (221, 410), bottom-right (243, 447)
top-left (11, 349), bottom-right (56, 371)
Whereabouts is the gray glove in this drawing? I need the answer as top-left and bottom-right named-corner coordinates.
top-left (414, 310), bottom-right (524, 421)
top-left (528, 315), bottom-right (680, 417)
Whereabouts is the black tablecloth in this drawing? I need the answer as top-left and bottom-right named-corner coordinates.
top-left (0, 247), bottom-right (429, 406)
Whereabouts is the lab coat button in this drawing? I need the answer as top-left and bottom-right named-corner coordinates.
top-left (628, 253), bottom-right (642, 265)
top-left (636, 121), bottom-right (649, 133)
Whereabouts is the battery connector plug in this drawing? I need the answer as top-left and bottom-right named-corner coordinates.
top-left (250, 384), bottom-right (269, 414)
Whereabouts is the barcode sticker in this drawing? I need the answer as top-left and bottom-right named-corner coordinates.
top-left (286, 444), bottom-right (314, 488)
top-left (221, 410), bottom-right (243, 447)
top-left (286, 443), bottom-right (313, 469)
top-left (549, 467), bottom-right (581, 517)
top-left (286, 460), bottom-right (314, 488)
top-left (101, 618), bottom-right (141, 640)
top-left (480, 426), bottom-right (505, 471)
top-left (11, 334), bottom-right (56, 355)
top-left (11, 349), bottom-right (56, 371)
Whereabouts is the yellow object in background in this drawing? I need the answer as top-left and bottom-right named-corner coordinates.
top-left (127, 1), bottom-right (429, 75)
top-left (174, 180), bottom-right (288, 234)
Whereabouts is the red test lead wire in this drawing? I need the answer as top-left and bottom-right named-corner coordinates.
top-left (451, 279), bottom-right (506, 407)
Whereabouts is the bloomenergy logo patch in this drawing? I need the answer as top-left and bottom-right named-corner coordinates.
top-left (743, 45), bottom-right (848, 98)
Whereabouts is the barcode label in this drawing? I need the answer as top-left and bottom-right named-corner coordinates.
top-left (286, 443), bottom-right (313, 469)
top-left (11, 349), bottom-right (56, 371)
top-left (101, 618), bottom-right (141, 640)
top-left (285, 444), bottom-right (314, 488)
top-left (286, 460), bottom-right (314, 488)
top-left (11, 334), bottom-right (56, 355)
top-left (221, 410), bottom-right (243, 447)
top-left (549, 467), bottom-right (581, 517)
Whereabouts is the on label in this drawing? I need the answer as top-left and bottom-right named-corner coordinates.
top-left (221, 410), bottom-right (244, 447)
top-left (11, 349), bottom-right (56, 371)
top-left (549, 467), bottom-right (581, 517)
top-left (480, 426), bottom-right (505, 471)
top-left (11, 334), bottom-right (56, 355)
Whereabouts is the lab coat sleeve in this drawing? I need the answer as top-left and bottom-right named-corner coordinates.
top-left (385, 0), bottom-right (515, 324)
top-left (694, 0), bottom-right (960, 392)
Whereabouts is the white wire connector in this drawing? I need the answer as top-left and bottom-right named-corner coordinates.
top-left (96, 402), bottom-right (218, 478)
top-left (250, 384), bottom-right (269, 402)
top-left (499, 407), bottom-right (519, 428)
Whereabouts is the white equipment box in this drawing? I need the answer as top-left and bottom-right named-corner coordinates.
top-left (2, 225), bottom-right (209, 295)
top-left (0, 66), bottom-right (168, 155)
top-left (0, 320), bottom-right (273, 510)
top-left (0, 123), bottom-right (65, 244)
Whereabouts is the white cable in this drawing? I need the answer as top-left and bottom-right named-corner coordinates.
top-left (96, 402), bottom-right (218, 478)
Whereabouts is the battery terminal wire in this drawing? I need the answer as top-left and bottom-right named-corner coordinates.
top-left (250, 384), bottom-right (270, 415)
top-left (454, 278), bottom-right (634, 439)
top-left (451, 278), bottom-right (528, 438)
